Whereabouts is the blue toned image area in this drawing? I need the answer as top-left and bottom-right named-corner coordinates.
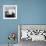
top-left (0, 0), bottom-right (46, 45)
top-left (0, 0), bottom-right (20, 44)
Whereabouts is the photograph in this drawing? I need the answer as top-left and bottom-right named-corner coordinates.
top-left (18, 25), bottom-right (46, 41)
top-left (18, 25), bottom-right (46, 46)
top-left (3, 5), bottom-right (17, 19)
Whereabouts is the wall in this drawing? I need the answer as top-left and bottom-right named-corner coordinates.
top-left (0, 0), bottom-right (22, 44)
top-left (20, 0), bottom-right (46, 24)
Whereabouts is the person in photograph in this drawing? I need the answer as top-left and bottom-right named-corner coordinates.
top-left (5, 9), bottom-right (15, 18)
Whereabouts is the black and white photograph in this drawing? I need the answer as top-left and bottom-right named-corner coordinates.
top-left (3, 5), bottom-right (17, 19)
top-left (18, 25), bottom-right (46, 46)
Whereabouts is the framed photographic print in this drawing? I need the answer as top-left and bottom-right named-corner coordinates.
top-left (18, 24), bottom-right (46, 42)
top-left (3, 5), bottom-right (17, 19)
